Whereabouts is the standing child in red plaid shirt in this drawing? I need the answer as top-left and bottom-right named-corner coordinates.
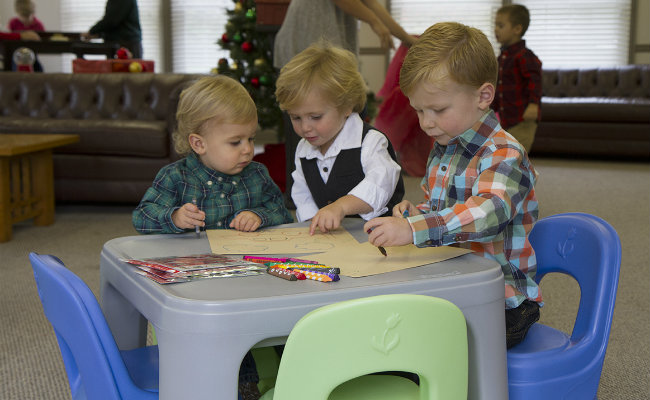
top-left (365, 21), bottom-right (541, 349)
top-left (492, 4), bottom-right (542, 152)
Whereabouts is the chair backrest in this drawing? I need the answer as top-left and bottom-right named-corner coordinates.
top-left (29, 252), bottom-right (153, 400)
top-left (271, 294), bottom-right (468, 400)
top-left (528, 213), bottom-right (621, 345)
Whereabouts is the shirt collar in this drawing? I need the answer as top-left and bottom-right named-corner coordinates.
top-left (501, 39), bottom-right (526, 54)
top-left (433, 110), bottom-right (501, 157)
top-left (296, 113), bottom-right (363, 160)
top-left (185, 151), bottom-right (245, 184)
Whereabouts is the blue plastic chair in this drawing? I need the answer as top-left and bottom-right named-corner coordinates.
top-left (29, 252), bottom-right (159, 400)
top-left (260, 294), bottom-right (468, 400)
top-left (507, 213), bottom-right (621, 400)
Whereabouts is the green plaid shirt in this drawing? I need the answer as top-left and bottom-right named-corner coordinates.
top-left (133, 152), bottom-right (293, 234)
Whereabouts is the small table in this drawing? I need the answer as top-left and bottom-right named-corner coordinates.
top-left (0, 134), bottom-right (79, 242)
top-left (100, 221), bottom-right (509, 400)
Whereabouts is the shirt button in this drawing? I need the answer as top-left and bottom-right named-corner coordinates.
top-left (217, 222), bottom-right (222, 227)
top-left (441, 166), bottom-right (447, 171)
top-left (220, 193), bottom-right (225, 198)
top-left (233, 181), bottom-right (238, 185)
top-left (323, 167), bottom-right (328, 172)
top-left (217, 177), bottom-right (223, 182)
top-left (207, 180), bottom-right (213, 186)
top-left (432, 205), bottom-right (437, 211)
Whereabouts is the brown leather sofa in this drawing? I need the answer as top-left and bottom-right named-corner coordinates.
top-left (532, 65), bottom-right (650, 159)
top-left (0, 72), bottom-right (204, 203)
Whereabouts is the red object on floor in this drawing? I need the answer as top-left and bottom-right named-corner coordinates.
top-left (253, 143), bottom-right (286, 192)
top-left (72, 59), bottom-right (155, 73)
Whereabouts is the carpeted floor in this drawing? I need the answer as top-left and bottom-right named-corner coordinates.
top-left (1, 156), bottom-right (648, 399)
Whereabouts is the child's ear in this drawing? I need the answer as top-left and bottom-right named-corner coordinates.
top-left (189, 133), bottom-right (206, 154)
top-left (514, 24), bottom-right (524, 37)
top-left (477, 82), bottom-right (495, 110)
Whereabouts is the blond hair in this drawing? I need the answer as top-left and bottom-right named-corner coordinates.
top-left (173, 75), bottom-right (257, 155)
top-left (400, 22), bottom-right (497, 96)
top-left (15, 0), bottom-right (35, 18)
top-left (275, 40), bottom-right (367, 113)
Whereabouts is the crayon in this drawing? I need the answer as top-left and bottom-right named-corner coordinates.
top-left (366, 228), bottom-right (387, 256)
top-left (287, 270), bottom-right (307, 280)
top-left (266, 267), bottom-right (297, 281)
top-left (291, 267), bottom-right (341, 275)
top-left (192, 198), bottom-right (201, 238)
top-left (301, 270), bottom-right (340, 282)
top-left (244, 256), bottom-right (288, 264)
top-left (286, 258), bottom-right (319, 264)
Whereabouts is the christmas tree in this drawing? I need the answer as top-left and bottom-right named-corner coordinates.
top-left (216, 0), bottom-right (282, 133)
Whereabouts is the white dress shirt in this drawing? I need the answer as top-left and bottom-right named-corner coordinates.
top-left (291, 113), bottom-right (401, 222)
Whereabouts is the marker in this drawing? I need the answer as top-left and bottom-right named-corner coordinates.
top-left (402, 209), bottom-right (410, 218)
top-left (366, 228), bottom-right (387, 257)
top-left (192, 197), bottom-right (200, 238)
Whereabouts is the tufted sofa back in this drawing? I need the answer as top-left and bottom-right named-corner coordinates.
top-left (542, 65), bottom-right (650, 99)
top-left (0, 72), bottom-right (203, 122)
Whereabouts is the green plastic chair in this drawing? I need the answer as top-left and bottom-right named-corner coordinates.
top-left (259, 294), bottom-right (468, 400)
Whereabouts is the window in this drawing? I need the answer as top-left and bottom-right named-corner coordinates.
top-left (391, 0), bottom-right (502, 52)
top-left (170, 0), bottom-right (230, 73)
top-left (60, 0), bottom-right (163, 72)
top-left (391, 0), bottom-right (632, 67)
top-left (519, 0), bottom-right (631, 67)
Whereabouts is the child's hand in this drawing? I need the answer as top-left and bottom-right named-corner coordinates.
top-left (364, 217), bottom-right (414, 247)
top-left (309, 203), bottom-right (345, 235)
top-left (172, 202), bottom-right (205, 230)
top-left (230, 211), bottom-right (262, 232)
top-left (392, 200), bottom-right (420, 217)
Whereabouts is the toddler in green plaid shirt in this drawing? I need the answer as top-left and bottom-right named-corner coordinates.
top-left (133, 75), bottom-right (292, 234)
top-left (365, 22), bottom-right (541, 349)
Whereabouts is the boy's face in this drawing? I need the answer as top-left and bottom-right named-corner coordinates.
top-left (286, 89), bottom-right (352, 155)
top-left (408, 79), bottom-right (493, 146)
top-left (495, 12), bottom-right (522, 47)
top-left (189, 119), bottom-right (257, 175)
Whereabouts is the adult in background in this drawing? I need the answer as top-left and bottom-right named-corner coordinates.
top-left (273, 0), bottom-right (417, 207)
top-left (81, 0), bottom-right (142, 59)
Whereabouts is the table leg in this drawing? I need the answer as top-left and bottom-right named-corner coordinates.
top-left (0, 158), bottom-right (12, 242)
top-left (155, 328), bottom-right (246, 400)
top-left (30, 149), bottom-right (55, 226)
top-left (100, 279), bottom-right (148, 350)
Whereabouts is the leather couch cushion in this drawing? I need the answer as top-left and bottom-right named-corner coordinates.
top-left (0, 117), bottom-right (169, 158)
top-left (541, 97), bottom-right (650, 123)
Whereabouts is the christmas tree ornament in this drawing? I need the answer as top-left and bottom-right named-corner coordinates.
top-left (218, 58), bottom-right (229, 66)
top-left (245, 9), bottom-right (256, 21)
top-left (254, 58), bottom-right (266, 68)
top-left (259, 75), bottom-right (270, 85)
top-left (251, 77), bottom-right (260, 88)
top-left (241, 41), bottom-right (253, 53)
top-left (221, 33), bottom-right (229, 43)
top-left (233, 32), bottom-right (243, 43)
top-left (128, 61), bottom-right (143, 73)
top-left (234, 2), bottom-right (243, 12)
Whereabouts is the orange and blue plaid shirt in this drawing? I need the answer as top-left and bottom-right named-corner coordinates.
top-left (491, 40), bottom-right (542, 129)
top-left (407, 111), bottom-right (541, 309)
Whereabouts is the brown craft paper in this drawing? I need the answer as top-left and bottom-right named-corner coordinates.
top-left (207, 226), bottom-right (470, 277)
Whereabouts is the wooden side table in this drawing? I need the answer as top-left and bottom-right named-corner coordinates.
top-left (0, 134), bottom-right (79, 242)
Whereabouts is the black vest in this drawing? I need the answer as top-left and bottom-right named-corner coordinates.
top-left (300, 123), bottom-right (405, 218)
